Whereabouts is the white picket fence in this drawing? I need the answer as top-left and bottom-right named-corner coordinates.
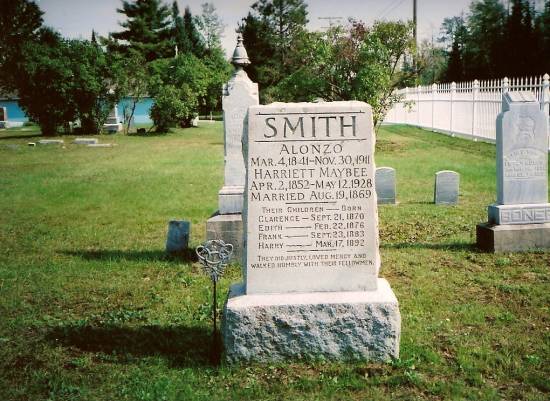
top-left (384, 74), bottom-right (550, 148)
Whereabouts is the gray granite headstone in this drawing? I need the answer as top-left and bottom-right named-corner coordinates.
top-left (166, 220), bottom-right (190, 254)
top-left (477, 90), bottom-right (550, 252)
top-left (434, 170), bottom-right (459, 205)
top-left (487, 90), bottom-right (550, 225)
top-left (223, 101), bottom-right (400, 363)
top-left (376, 167), bottom-right (396, 204)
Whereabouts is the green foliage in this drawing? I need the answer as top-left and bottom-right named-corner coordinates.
top-left (182, 6), bottom-right (206, 57)
top-left (148, 53), bottom-right (213, 130)
top-left (240, 0), bottom-right (308, 101)
top-left (439, 0), bottom-right (548, 81)
top-left (271, 21), bottom-right (415, 128)
top-left (111, 0), bottom-right (173, 61)
top-left (16, 31), bottom-right (117, 136)
top-left (0, 0), bottom-right (44, 92)
top-left (150, 85), bottom-right (194, 132)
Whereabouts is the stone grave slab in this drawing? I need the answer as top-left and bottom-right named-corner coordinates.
top-left (376, 167), bottom-right (397, 204)
top-left (477, 90), bottom-right (550, 252)
top-left (434, 170), bottom-right (459, 205)
top-left (38, 139), bottom-right (64, 145)
top-left (73, 137), bottom-right (98, 145)
top-left (223, 101), bottom-right (400, 363)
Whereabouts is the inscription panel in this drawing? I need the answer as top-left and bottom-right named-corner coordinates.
top-left (489, 204), bottom-right (550, 225)
top-left (244, 102), bottom-right (379, 294)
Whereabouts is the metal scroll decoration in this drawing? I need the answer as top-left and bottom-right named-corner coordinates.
top-left (195, 239), bottom-right (233, 363)
top-left (195, 240), bottom-right (234, 282)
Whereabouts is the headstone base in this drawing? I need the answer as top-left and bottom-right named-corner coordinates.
top-left (218, 186), bottom-right (244, 214)
top-left (476, 222), bottom-right (550, 252)
top-left (206, 212), bottom-right (243, 262)
top-left (222, 279), bottom-right (401, 363)
top-left (488, 203), bottom-right (550, 225)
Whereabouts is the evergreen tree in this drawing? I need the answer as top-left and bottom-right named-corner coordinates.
top-left (537, 1), bottom-right (550, 73)
top-left (239, 0), bottom-right (308, 101)
top-left (111, 0), bottom-right (172, 61)
top-left (504, 0), bottom-right (536, 77)
top-left (183, 6), bottom-right (206, 57)
top-left (0, 0), bottom-right (44, 91)
top-left (464, 0), bottom-right (506, 79)
top-left (172, 1), bottom-right (191, 56)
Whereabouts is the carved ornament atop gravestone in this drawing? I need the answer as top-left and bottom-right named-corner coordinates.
top-left (219, 34), bottom-right (259, 214)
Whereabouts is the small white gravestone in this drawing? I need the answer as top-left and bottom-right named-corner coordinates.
top-left (223, 101), bottom-right (400, 363)
top-left (103, 105), bottom-right (122, 133)
top-left (376, 167), bottom-right (397, 204)
top-left (73, 137), bottom-right (98, 145)
top-left (477, 90), bottom-right (550, 252)
top-left (434, 170), bottom-right (459, 205)
top-left (87, 143), bottom-right (114, 148)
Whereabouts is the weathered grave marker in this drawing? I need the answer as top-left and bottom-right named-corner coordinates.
top-left (477, 91), bottom-right (550, 251)
top-left (73, 137), bottom-right (98, 145)
top-left (434, 170), bottom-right (459, 205)
top-left (222, 101), bottom-right (401, 363)
top-left (166, 220), bottom-right (190, 254)
top-left (38, 139), bottom-right (64, 145)
top-left (376, 167), bottom-right (397, 204)
top-left (206, 34), bottom-right (259, 261)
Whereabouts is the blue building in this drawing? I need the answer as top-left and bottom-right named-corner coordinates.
top-left (0, 97), bottom-right (155, 126)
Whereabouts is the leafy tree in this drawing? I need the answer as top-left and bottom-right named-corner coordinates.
top-left (202, 47), bottom-right (232, 115)
top-left (272, 20), bottom-right (415, 128)
top-left (150, 85), bottom-right (194, 132)
top-left (198, 2), bottom-right (226, 50)
top-left (0, 0), bottom-right (44, 92)
top-left (148, 53), bottom-right (209, 128)
top-left (16, 30), bottom-right (76, 136)
top-left (111, 0), bottom-right (172, 61)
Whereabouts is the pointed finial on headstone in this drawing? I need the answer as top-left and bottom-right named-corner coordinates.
top-left (231, 33), bottom-right (251, 70)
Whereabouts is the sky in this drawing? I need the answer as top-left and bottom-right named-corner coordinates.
top-left (37, 0), bottom-right (490, 56)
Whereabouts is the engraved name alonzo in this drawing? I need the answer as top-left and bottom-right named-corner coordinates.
top-left (262, 114), bottom-right (358, 138)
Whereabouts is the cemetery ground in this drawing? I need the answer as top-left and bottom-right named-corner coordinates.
top-left (0, 123), bottom-right (548, 401)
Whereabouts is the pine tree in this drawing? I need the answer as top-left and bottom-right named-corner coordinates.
top-left (183, 6), bottom-right (205, 57)
top-left (111, 0), bottom-right (172, 61)
top-left (504, 0), bottom-right (535, 77)
top-left (171, 1), bottom-right (191, 56)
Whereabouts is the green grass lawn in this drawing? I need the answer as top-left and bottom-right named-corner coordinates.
top-left (0, 123), bottom-right (548, 401)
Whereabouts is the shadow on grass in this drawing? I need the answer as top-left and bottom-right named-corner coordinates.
top-left (381, 242), bottom-right (477, 252)
top-left (47, 324), bottom-right (218, 367)
top-left (61, 248), bottom-right (197, 264)
top-left (0, 133), bottom-right (43, 141)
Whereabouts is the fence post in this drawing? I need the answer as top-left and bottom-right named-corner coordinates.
top-left (502, 76), bottom-right (509, 95)
top-left (543, 74), bottom-right (550, 148)
top-left (431, 83), bottom-right (437, 131)
top-left (472, 79), bottom-right (479, 140)
top-left (417, 85), bottom-right (421, 126)
top-left (450, 82), bottom-right (456, 136)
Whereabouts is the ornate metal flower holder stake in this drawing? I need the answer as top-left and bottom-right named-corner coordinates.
top-left (196, 240), bottom-right (233, 362)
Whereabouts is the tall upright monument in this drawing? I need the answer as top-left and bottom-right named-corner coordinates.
top-left (222, 101), bottom-right (401, 363)
top-left (206, 34), bottom-right (259, 260)
top-left (477, 91), bottom-right (550, 252)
